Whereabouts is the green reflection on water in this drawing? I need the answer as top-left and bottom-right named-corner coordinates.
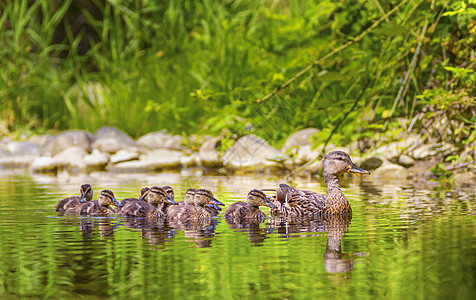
top-left (0, 174), bottom-right (474, 299)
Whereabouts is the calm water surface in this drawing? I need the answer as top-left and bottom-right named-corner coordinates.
top-left (0, 171), bottom-right (474, 299)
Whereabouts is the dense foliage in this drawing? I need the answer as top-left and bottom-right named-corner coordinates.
top-left (0, 0), bottom-right (474, 150)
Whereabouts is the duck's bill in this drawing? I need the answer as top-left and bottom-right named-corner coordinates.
top-left (138, 196), bottom-right (145, 202)
top-left (265, 200), bottom-right (277, 209)
top-left (211, 197), bottom-right (225, 206)
top-left (166, 196), bottom-right (178, 205)
top-left (205, 203), bottom-right (221, 211)
top-left (349, 163), bottom-right (371, 174)
top-left (113, 198), bottom-right (123, 207)
top-left (80, 194), bottom-right (88, 203)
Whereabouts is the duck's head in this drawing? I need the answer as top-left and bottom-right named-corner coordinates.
top-left (322, 151), bottom-right (370, 177)
top-left (147, 186), bottom-right (178, 206)
top-left (247, 189), bottom-right (277, 209)
top-left (98, 189), bottom-right (122, 207)
top-left (138, 187), bottom-right (150, 202)
top-left (184, 188), bottom-right (197, 205)
top-left (80, 184), bottom-right (93, 203)
top-left (162, 185), bottom-right (175, 201)
top-left (194, 189), bottom-right (224, 208)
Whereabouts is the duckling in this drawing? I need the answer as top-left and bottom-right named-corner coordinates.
top-left (75, 189), bottom-right (122, 216)
top-left (188, 189), bottom-right (224, 221)
top-left (162, 185), bottom-right (175, 201)
top-left (117, 187), bottom-right (150, 216)
top-left (55, 184), bottom-right (93, 213)
top-left (271, 151), bottom-right (370, 217)
top-left (224, 189), bottom-right (277, 219)
top-left (146, 186), bottom-right (178, 220)
top-left (167, 188), bottom-right (197, 221)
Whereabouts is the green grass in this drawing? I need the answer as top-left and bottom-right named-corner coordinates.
top-left (0, 0), bottom-right (474, 147)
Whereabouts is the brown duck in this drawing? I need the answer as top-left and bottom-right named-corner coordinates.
top-left (116, 187), bottom-right (150, 215)
top-left (271, 151), bottom-right (370, 217)
top-left (55, 184), bottom-right (93, 213)
top-left (224, 189), bottom-right (277, 219)
top-left (75, 189), bottom-right (122, 216)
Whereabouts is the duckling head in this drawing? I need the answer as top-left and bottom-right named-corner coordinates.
top-left (194, 189), bottom-right (224, 208)
top-left (147, 186), bottom-right (178, 206)
top-left (138, 187), bottom-right (150, 202)
top-left (247, 189), bottom-right (277, 209)
top-left (183, 188), bottom-right (197, 205)
top-left (80, 184), bottom-right (93, 203)
top-left (322, 151), bottom-right (370, 178)
top-left (98, 189), bottom-right (122, 207)
top-left (162, 185), bottom-right (175, 201)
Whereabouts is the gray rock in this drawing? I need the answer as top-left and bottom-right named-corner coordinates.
top-left (0, 153), bottom-right (36, 168)
top-left (398, 154), bottom-right (415, 167)
top-left (281, 128), bottom-right (319, 153)
top-left (136, 131), bottom-right (182, 149)
top-left (222, 135), bottom-right (283, 171)
top-left (411, 142), bottom-right (457, 159)
top-left (180, 153), bottom-right (199, 167)
top-left (92, 126), bottom-right (137, 154)
top-left (53, 146), bottom-right (88, 168)
top-left (40, 130), bottom-right (92, 156)
top-left (369, 159), bottom-right (407, 179)
top-left (110, 149), bottom-right (183, 172)
top-left (7, 141), bottom-right (40, 155)
top-left (30, 156), bottom-right (58, 173)
top-left (198, 136), bottom-right (223, 167)
top-left (110, 149), bottom-right (140, 164)
top-left (360, 157), bottom-right (383, 170)
top-left (84, 149), bottom-right (109, 171)
top-left (27, 135), bottom-right (52, 147)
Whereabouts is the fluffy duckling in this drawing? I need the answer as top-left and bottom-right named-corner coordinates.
top-left (117, 187), bottom-right (150, 216)
top-left (224, 189), bottom-right (277, 219)
top-left (162, 185), bottom-right (175, 201)
top-left (167, 188), bottom-right (197, 221)
top-left (146, 186), bottom-right (178, 220)
top-left (188, 189), bottom-right (224, 221)
top-left (55, 184), bottom-right (93, 213)
top-left (271, 151), bottom-right (370, 217)
top-left (75, 189), bottom-right (122, 216)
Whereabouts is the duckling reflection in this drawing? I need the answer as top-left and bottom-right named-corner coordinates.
top-left (55, 184), bottom-right (93, 213)
top-left (226, 219), bottom-right (271, 247)
top-left (268, 214), bottom-right (358, 275)
top-left (78, 218), bottom-right (117, 238)
top-left (140, 223), bottom-right (175, 248)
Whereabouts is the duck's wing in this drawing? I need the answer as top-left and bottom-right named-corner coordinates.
top-left (224, 202), bottom-right (249, 218)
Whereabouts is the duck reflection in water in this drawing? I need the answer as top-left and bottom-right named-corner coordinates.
top-left (78, 218), bottom-right (117, 239)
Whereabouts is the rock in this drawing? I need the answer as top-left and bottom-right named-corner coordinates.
top-left (0, 153), bottom-right (36, 169)
top-left (40, 130), bottom-right (92, 156)
top-left (198, 136), bottom-right (223, 167)
top-left (281, 128), bottom-right (319, 153)
top-left (360, 157), bottom-right (383, 170)
top-left (411, 143), bottom-right (457, 159)
top-left (453, 171), bottom-right (476, 185)
top-left (91, 126), bottom-right (137, 154)
top-left (222, 135), bottom-right (284, 171)
top-left (136, 131), bottom-right (182, 149)
top-left (369, 159), bottom-right (407, 179)
top-left (370, 134), bottom-right (422, 160)
top-left (398, 154), bottom-right (415, 167)
top-left (7, 141), bottom-right (39, 155)
top-left (27, 135), bottom-right (51, 147)
top-left (110, 149), bottom-right (183, 172)
top-left (84, 149), bottom-right (109, 171)
top-left (110, 149), bottom-right (140, 164)
top-left (30, 156), bottom-right (58, 173)
top-left (180, 153), bottom-right (199, 167)
top-left (53, 146), bottom-right (88, 169)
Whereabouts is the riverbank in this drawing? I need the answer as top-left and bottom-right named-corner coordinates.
top-left (1, 126), bottom-right (474, 185)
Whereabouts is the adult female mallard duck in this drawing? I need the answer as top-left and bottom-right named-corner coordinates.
top-left (55, 184), bottom-right (93, 213)
top-left (271, 151), bottom-right (370, 217)
top-left (75, 189), bottom-right (122, 216)
top-left (224, 189), bottom-right (277, 219)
